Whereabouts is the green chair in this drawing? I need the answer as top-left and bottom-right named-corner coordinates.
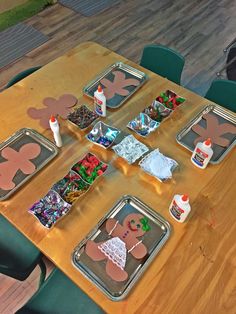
top-left (140, 44), bottom-right (185, 84)
top-left (205, 79), bottom-right (236, 113)
top-left (5, 66), bottom-right (41, 89)
top-left (16, 268), bottom-right (105, 314)
top-left (0, 215), bottom-right (46, 286)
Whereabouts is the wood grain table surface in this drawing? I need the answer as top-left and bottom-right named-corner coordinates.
top-left (0, 42), bottom-right (235, 314)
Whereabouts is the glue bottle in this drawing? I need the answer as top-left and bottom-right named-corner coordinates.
top-left (191, 138), bottom-right (213, 169)
top-left (94, 85), bottom-right (106, 117)
top-left (49, 115), bottom-right (62, 147)
top-left (169, 194), bottom-right (191, 223)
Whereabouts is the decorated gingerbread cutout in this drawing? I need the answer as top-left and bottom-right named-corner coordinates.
top-left (192, 113), bottom-right (236, 147)
top-left (85, 213), bottom-right (150, 282)
top-left (0, 143), bottom-right (41, 190)
top-left (100, 71), bottom-right (140, 100)
top-left (27, 94), bottom-right (78, 129)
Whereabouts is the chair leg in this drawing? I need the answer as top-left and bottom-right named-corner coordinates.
top-left (223, 38), bottom-right (236, 52)
top-left (38, 259), bottom-right (47, 288)
top-left (216, 55), bottom-right (236, 76)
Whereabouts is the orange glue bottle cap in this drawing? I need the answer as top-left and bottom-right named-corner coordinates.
top-left (97, 85), bottom-right (103, 92)
top-left (181, 194), bottom-right (189, 202)
top-left (204, 138), bottom-right (211, 146)
top-left (50, 115), bottom-right (56, 123)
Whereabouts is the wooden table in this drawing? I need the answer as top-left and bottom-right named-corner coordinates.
top-left (0, 42), bottom-right (235, 314)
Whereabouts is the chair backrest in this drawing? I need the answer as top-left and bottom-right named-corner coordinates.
top-left (140, 44), bottom-right (185, 84)
top-left (205, 79), bottom-right (236, 113)
top-left (5, 66), bottom-right (41, 89)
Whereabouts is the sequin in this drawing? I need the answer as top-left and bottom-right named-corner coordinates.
top-left (127, 112), bottom-right (159, 137)
top-left (29, 190), bottom-right (71, 228)
top-left (67, 105), bottom-right (98, 129)
top-left (86, 121), bottom-right (120, 148)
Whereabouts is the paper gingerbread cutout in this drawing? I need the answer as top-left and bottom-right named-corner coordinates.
top-left (0, 143), bottom-right (41, 190)
top-left (100, 71), bottom-right (140, 100)
top-left (85, 213), bottom-right (149, 282)
top-left (27, 94), bottom-right (78, 129)
top-left (192, 113), bottom-right (236, 147)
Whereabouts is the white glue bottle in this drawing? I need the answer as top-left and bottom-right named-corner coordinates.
top-left (94, 85), bottom-right (106, 117)
top-left (169, 194), bottom-right (191, 223)
top-left (191, 138), bottom-right (213, 169)
top-left (49, 115), bottom-right (62, 147)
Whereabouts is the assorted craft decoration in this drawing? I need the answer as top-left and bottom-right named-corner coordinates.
top-left (143, 99), bottom-right (173, 122)
top-left (52, 170), bottom-right (90, 204)
top-left (67, 105), bottom-right (98, 130)
top-left (156, 90), bottom-right (185, 109)
top-left (139, 149), bottom-right (178, 182)
top-left (143, 90), bottom-right (185, 123)
top-left (29, 153), bottom-right (108, 228)
top-left (28, 94), bottom-right (78, 129)
top-left (85, 213), bottom-right (150, 282)
top-left (86, 121), bottom-right (120, 148)
top-left (127, 112), bottom-right (159, 137)
top-left (29, 190), bottom-right (72, 229)
top-left (112, 135), bottom-right (149, 164)
top-left (72, 153), bottom-right (108, 184)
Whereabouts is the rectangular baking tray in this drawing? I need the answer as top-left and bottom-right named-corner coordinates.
top-left (72, 195), bottom-right (171, 301)
top-left (83, 62), bottom-right (148, 109)
top-left (0, 128), bottom-right (58, 200)
top-left (176, 105), bottom-right (236, 164)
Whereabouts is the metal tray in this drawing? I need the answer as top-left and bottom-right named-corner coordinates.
top-left (72, 195), bottom-right (171, 301)
top-left (83, 62), bottom-right (148, 109)
top-left (176, 105), bottom-right (236, 164)
top-left (0, 128), bottom-right (58, 200)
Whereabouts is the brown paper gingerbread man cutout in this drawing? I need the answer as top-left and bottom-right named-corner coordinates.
top-left (0, 143), bottom-right (41, 190)
top-left (85, 213), bottom-right (150, 282)
top-left (27, 94), bottom-right (77, 129)
top-left (192, 113), bottom-right (236, 147)
top-left (100, 71), bottom-right (140, 100)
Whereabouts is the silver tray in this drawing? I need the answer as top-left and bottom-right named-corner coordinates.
top-left (72, 195), bottom-right (171, 301)
top-left (83, 62), bottom-right (148, 109)
top-left (176, 105), bottom-right (236, 164)
top-left (0, 128), bottom-right (58, 200)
